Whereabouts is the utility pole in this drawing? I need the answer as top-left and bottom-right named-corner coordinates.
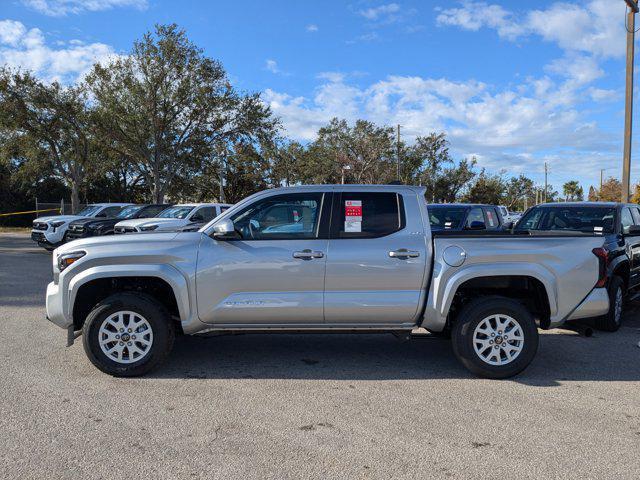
top-left (623, 0), bottom-right (638, 202)
top-left (600, 168), bottom-right (605, 200)
top-left (544, 162), bottom-right (548, 203)
top-left (396, 124), bottom-right (401, 182)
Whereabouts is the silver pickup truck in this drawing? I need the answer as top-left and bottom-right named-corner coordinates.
top-left (46, 185), bottom-right (610, 378)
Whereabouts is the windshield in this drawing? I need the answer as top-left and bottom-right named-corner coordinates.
top-left (157, 206), bottom-right (195, 219)
top-left (428, 207), bottom-right (467, 230)
top-left (515, 206), bottom-right (616, 233)
top-left (116, 205), bottom-right (144, 219)
top-left (76, 205), bottom-right (101, 217)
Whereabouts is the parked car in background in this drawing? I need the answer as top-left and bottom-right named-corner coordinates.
top-left (66, 204), bottom-right (172, 241)
top-left (497, 206), bottom-right (521, 224)
top-left (514, 202), bottom-right (640, 331)
top-left (114, 203), bottom-right (231, 233)
top-left (427, 203), bottom-right (505, 231)
top-left (31, 203), bottom-right (132, 251)
top-left (47, 186), bottom-right (610, 379)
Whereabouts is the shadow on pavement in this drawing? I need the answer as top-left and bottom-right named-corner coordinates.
top-left (149, 314), bottom-right (640, 386)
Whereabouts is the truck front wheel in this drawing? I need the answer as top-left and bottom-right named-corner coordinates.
top-left (451, 296), bottom-right (539, 379)
top-left (82, 292), bottom-right (175, 377)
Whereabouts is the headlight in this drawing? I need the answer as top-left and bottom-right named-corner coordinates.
top-left (88, 223), bottom-right (103, 231)
top-left (51, 220), bottom-right (65, 231)
top-left (139, 225), bottom-right (158, 231)
top-left (57, 251), bottom-right (85, 271)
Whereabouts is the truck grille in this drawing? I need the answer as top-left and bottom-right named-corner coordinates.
top-left (31, 231), bottom-right (46, 242)
top-left (33, 222), bottom-right (48, 231)
top-left (114, 226), bottom-right (136, 234)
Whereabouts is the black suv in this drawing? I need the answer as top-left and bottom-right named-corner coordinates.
top-left (66, 204), bottom-right (171, 240)
top-left (515, 202), bottom-right (640, 331)
top-left (427, 204), bottom-right (505, 231)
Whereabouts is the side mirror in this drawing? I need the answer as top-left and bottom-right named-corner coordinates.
top-left (504, 221), bottom-right (514, 230)
top-left (467, 221), bottom-right (486, 230)
top-left (627, 225), bottom-right (640, 235)
top-left (191, 214), bottom-right (203, 222)
top-left (212, 218), bottom-right (238, 239)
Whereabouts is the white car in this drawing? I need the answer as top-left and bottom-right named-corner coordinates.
top-left (31, 203), bottom-right (132, 250)
top-left (114, 203), bottom-right (231, 234)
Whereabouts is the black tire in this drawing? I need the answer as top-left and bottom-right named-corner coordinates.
top-left (595, 275), bottom-right (624, 332)
top-left (82, 292), bottom-right (175, 377)
top-left (451, 296), bottom-right (539, 379)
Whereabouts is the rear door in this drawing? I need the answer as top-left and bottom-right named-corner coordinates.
top-left (323, 189), bottom-right (428, 326)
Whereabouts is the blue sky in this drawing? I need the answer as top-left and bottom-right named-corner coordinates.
top-left (0, 0), bottom-right (637, 192)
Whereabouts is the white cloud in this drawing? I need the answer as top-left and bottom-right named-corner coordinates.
top-left (436, 0), bottom-right (625, 59)
top-left (436, 1), bottom-right (524, 40)
top-left (306, 24), bottom-right (319, 32)
top-left (589, 87), bottom-right (619, 102)
top-left (358, 3), bottom-right (401, 21)
top-left (21, 0), bottom-right (148, 16)
top-left (0, 20), bottom-right (27, 46)
top-left (0, 19), bottom-right (117, 83)
top-left (263, 72), bottom-right (618, 183)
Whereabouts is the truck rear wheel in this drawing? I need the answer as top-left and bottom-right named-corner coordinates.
top-left (452, 296), bottom-right (539, 379)
top-left (82, 292), bottom-right (175, 377)
top-left (595, 275), bottom-right (624, 332)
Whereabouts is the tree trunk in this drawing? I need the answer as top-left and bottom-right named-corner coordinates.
top-left (71, 182), bottom-right (80, 214)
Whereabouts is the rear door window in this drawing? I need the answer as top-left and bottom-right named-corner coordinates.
top-left (465, 208), bottom-right (485, 229)
top-left (332, 192), bottom-right (405, 239)
top-left (484, 208), bottom-right (499, 228)
top-left (621, 208), bottom-right (634, 234)
top-left (193, 207), bottom-right (218, 222)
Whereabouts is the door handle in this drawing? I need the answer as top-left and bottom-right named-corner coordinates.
top-left (293, 249), bottom-right (324, 260)
top-left (389, 249), bottom-right (420, 258)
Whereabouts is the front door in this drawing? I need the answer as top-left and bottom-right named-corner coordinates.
top-left (323, 190), bottom-right (428, 326)
top-left (196, 191), bottom-right (331, 326)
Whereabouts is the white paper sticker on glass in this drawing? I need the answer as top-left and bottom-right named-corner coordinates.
top-left (345, 200), bottom-right (362, 232)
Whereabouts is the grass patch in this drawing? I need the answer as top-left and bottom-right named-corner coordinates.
top-left (0, 226), bottom-right (31, 233)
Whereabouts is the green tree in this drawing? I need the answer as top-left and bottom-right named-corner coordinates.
top-left (302, 118), bottom-right (397, 185)
top-left (0, 70), bottom-right (95, 213)
top-left (409, 132), bottom-right (477, 202)
top-left (562, 180), bottom-right (584, 201)
top-left (504, 174), bottom-right (534, 210)
top-left (87, 24), bottom-right (276, 203)
top-left (598, 177), bottom-right (621, 202)
top-left (463, 169), bottom-right (505, 205)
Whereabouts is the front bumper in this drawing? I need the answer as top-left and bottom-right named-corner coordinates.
top-left (565, 287), bottom-right (610, 322)
top-left (46, 281), bottom-right (72, 329)
top-left (31, 228), bottom-right (65, 245)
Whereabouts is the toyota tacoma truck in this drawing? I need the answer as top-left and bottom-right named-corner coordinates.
top-left (32, 203), bottom-right (132, 250)
top-left (46, 185), bottom-right (610, 379)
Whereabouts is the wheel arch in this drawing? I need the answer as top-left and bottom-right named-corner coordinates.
top-left (68, 265), bottom-right (191, 330)
top-left (423, 263), bottom-right (556, 332)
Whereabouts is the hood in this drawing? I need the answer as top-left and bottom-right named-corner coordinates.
top-left (60, 231), bottom-right (185, 253)
top-left (34, 215), bottom-right (85, 224)
top-left (69, 217), bottom-right (115, 228)
top-left (115, 217), bottom-right (187, 228)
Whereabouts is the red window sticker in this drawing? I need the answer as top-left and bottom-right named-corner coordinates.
top-left (344, 200), bottom-right (362, 232)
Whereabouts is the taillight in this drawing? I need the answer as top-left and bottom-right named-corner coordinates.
top-left (592, 247), bottom-right (609, 288)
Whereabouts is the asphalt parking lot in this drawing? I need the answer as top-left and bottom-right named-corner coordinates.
top-left (1, 233), bottom-right (639, 479)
